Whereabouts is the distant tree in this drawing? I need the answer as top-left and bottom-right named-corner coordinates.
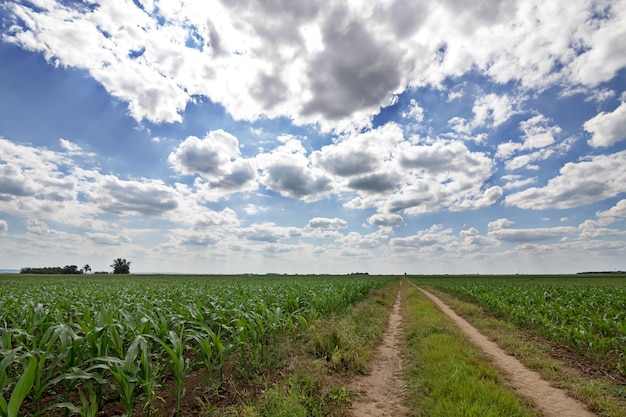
top-left (63, 265), bottom-right (81, 274)
top-left (111, 258), bottom-right (131, 274)
top-left (83, 264), bottom-right (91, 274)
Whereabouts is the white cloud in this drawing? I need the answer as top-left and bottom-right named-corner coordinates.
top-left (497, 115), bottom-right (564, 171)
top-left (237, 223), bottom-right (302, 243)
top-left (488, 218), bottom-right (515, 231)
top-left (0, 220), bottom-right (7, 234)
top-left (168, 130), bottom-right (257, 199)
top-left (85, 232), bottom-right (132, 245)
top-left (256, 136), bottom-right (333, 202)
top-left (471, 93), bottom-right (519, 129)
top-left (568, 1), bottom-right (626, 87)
top-left (402, 99), bottom-right (425, 122)
top-left (502, 175), bottom-right (537, 190)
top-left (390, 224), bottom-right (455, 249)
top-left (584, 101), bottom-right (626, 147)
top-left (596, 199), bottom-right (626, 218)
top-left (489, 226), bottom-right (577, 243)
top-left (505, 150), bottom-right (626, 209)
top-left (449, 186), bottom-right (503, 212)
top-left (307, 217), bottom-right (348, 229)
top-left (6, 0), bottom-right (624, 131)
top-left (59, 138), bottom-right (81, 152)
top-left (366, 213), bottom-right (403, 228)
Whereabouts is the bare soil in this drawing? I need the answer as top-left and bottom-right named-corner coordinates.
top-left (348, 287), bottom-right (408, 417)
top-left (418, 286), bottom-right (598, 417)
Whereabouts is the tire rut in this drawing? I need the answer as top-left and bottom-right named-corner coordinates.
top-left (348, 286), bottom-right (408, 417)
top-left (417, 285), bottom-right (597, 417)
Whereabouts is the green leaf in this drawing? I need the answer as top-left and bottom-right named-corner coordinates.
top-left (8, 356), bottom-right (37, 417)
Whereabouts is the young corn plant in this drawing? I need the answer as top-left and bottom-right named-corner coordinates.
top-left (187, 323), bottom-right (232, 395)
top-left (95, 335), bottom-right (150, 417)
top-left (48, 372), bottom-right (106, 417)
top-left (0, 355), bottom-right (37, 417)
top-left (148, 331), bottom-right (189, 417)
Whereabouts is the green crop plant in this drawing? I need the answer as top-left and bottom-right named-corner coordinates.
top-left (95, 335), bottom-right (151, 417)
top-left (0, 355), bottom-right (36, 417)
top-left (148, 330), bottom-right (189, 417)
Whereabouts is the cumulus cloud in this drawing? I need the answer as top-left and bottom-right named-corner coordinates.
top-left (307, 217), bottom-right (348, 229)
top-left (256, 136), bottom-right (333, 201)
top-left (402, 99), bottom-right (425, 122)
top-left (179, 232), bottom-right (220, 247)
top-left (0, 137), bottom-right (76, 202)
top-left (584, 101), bottom-right (626, 147)
top-left (301, 7), bottom-right (404, 121)
top-left (237, 223), bottom-right (302, 243)
top-left (367, 213), bottom-right (404, 227)
top-left (450, 186), bottom-right (503, 211)
top-left (471, 93), bottom-right (519, 129)
top-left (488, 226), bottom-right (577, 242)
top-left (596, 199), bottom-right (626, 218)
top-left (568, 2), bottom-right (626, 87)
top-left (85, 175), bottom-right (178, 216)
top-left (168, 130), bottom-right (257, 197)
top-left (505, 150), bottom-right (626, 209)
top-left (496, 114), bottom-right (569, 171)
top-left (502, 175), bottom-right (537, 190)
top-left (4, 0), bottom-right (625, 130)
top-left (0, 220), bottom-right (7, 234)
top-left (488, 218), bottom-right (515, 231)
top-left (390, 224), bottom-right (455, 249)
top-left (59, 138), bottom-right (82, 152)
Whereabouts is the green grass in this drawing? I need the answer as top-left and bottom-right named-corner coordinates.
top-left (401, 284), bottom-right (534, 417)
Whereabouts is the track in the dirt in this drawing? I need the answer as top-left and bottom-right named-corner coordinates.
top-left (348, 282), bottom-right (599, 417)
top-left (417, 286), bottom-right (597, 417)
top-left (348, 287), bottom-right (408, 417)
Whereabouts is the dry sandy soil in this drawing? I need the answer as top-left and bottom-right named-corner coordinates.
top-left (348, 284), bottom-right (598, 417)
top-left (348, 287), bottom-right (408, 417)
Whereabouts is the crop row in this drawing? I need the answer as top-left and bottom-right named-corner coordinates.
top-left (429, 281), bottom-right (626, 375)
top-left (0, 275), bottom-right (391, 417)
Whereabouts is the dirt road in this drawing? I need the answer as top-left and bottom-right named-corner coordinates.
top-left (348, 284), bottom-right (598, 417)
top-left (418, 287), bottom-right (597, 417)
top-left (348, 288), bottom-right (408, 417)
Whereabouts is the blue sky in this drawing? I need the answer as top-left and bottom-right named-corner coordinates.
top-left (1, 0), bottom-right (625, 274)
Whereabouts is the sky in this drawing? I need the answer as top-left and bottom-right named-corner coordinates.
top-left (1, 0), bottom-right (625, 275)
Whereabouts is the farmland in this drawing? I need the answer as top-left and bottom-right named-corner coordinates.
top-left (2, 273), bottom-right (625, 416)
top-left (0, 274), bottom-right (392, 416)
top-left (410, 274), bottom-right (626, 378)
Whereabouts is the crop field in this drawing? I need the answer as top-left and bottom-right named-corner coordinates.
top-left (0, 274), bottom-right (392, 417)
top-left (410, 274), bottom-right (626, 378)
top-left (3, 273), bottom-right (625, 417)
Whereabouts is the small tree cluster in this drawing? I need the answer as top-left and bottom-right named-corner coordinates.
top-left (19, 260), bottom-right (133, 275)
top-left (111, 258), bottom-right (131, 274)
top-left (21, 266), bottom-right (84, 274)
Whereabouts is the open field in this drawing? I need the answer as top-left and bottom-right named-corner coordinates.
top-left (0, 274), bottom-right (392, 416)
top-left (1, 273), bottom-right (625, 416)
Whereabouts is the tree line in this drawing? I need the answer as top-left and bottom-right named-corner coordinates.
top-left (20, 258), bottom-right (132, 274)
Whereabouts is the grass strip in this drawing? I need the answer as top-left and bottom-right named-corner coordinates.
top-left (426, 287), bottom-right (626, 417)
top-left (401, 284), bottom-right (535, 417)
